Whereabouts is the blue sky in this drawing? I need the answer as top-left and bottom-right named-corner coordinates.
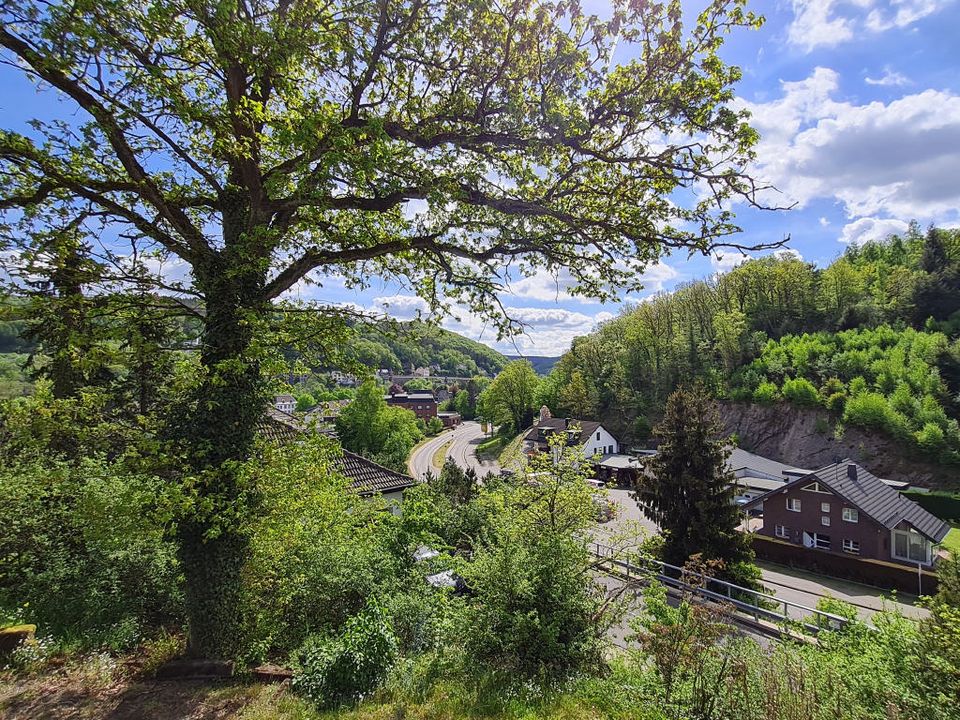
top-left (320, 0), bottom-right (960, 355)
top-left (4, 1), bottom-right (960, 356)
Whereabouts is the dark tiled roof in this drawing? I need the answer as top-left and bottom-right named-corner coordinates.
top-left (524, 418), bottom-right (604, 446)
top-left (337, 450), bottom-right (418, 496)
top-left (256, 415), bottom-right (417, 497)
top-left (726, 447), bottom-right (808, 479)
top-left (746, 461), bottom-right (949, 543)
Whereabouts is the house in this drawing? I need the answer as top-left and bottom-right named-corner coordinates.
top-left (274, 394), bottom-right (297, 414)
top-left (744, 460), bottom-right (949, 569)
top-left (257, 413), bottom-right (418, 512)
top-left (523, 417), bottom-right (619, 459)
top-left (385, 390), bottom-right (437, 421)
top-left (328, 370), bottom-right (356, 387)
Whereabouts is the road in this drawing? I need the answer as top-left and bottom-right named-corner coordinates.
top-left (408, 420), bottom-right (501, 479)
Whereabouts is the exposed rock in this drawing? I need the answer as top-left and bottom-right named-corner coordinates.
top-left (719, 401), bottom-right (958, 491)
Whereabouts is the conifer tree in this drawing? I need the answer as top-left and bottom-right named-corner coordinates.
top-left (636, 383), bottom-right (755, 583)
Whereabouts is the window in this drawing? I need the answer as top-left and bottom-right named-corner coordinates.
top-left (822, 515), bottom-right (831, 527)
top-left (892, 530), bottom-right (931, 564)
top-left (843, 539), bottom-right (860, 555)
top-left (787, 498), bottom-right (801, 512)
top-left (596, 432), bottom-right (601, 440)
top-left (813, 533), bottom-right (831, 550)
top-left (821, 502), bottom-right (831, 513)
top-left (842, 507), bottom-right (859, 523)
top-left (803, 481), bottom-right (832, 494)
top-left (775, 525), bottom-right (790, 539)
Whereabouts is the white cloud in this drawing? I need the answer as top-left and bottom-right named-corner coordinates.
top-left (507, 268), bottom-right (584, 303)
top-left (711, 251), bottom-right (749, 273)
top-left (439, 304), bottom-right (615, 356)
top-left (838, 217), bottom-right (910, 244)
top-left (741, 69), bottom-right (960, 224)
top-left (788, 0), bottom-right (858, 52)
top-left (865, 67), bottom-right (911, 86)
top-left (865, 0), bottom-right (951, 31)
top-left (819, 216), bottom-right (831, 226)
top-left (788, 1), bottom-right (950, 52)
top-left (371, 294), bottom-right (430, 320)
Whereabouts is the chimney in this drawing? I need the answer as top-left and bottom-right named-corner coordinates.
top-left (847, 463), bottom-right (858, 482)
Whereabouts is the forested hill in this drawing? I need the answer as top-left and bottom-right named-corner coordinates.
top-left (538, 226), bottom-right (960, 472)
top-left (348, 321), bottom-right (507, 376)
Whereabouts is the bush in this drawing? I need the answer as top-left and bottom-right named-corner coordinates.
top-left (241, 436), bottom-right (402, 660)
top-left (0, 457), bottom-right (181, 646)
top-left (292, 601), bottom-right (398, 708)
top-left (916, 422), bottom-right (947, 451)
top-left (461, 440), bottom-right (617, 679)
top-left (752, 381), bottom-right (779, 404)
top-left (781, 377), bottom-right (820, 406)
top-left (843, 392), bottom-right (890, 429)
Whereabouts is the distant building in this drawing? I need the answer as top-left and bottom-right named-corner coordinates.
top-left (328, 370), bottom-right (356, 386)
top-left (385, 390), bottom-right (437, 421)
top-left (413, 366), bottom-right (431, 378)
top-left (438, 411), bottom-right (461, 428)
top-left (274, 394), bottom-right (297, 414)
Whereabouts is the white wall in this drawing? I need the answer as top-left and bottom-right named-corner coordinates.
top-left (581, 425), bottom-right (618, 458)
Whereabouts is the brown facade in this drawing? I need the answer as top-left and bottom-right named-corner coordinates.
top-left (385, 393), bottom-right (437, 421)
top-left (758, 483), bottom-right (892, 563)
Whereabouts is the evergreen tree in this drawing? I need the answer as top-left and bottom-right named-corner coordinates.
top-left (637, 383), bottom-right (755, 584)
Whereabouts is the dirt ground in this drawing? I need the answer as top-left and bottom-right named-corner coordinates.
top-left (0, 652), bottom-right (284, 720)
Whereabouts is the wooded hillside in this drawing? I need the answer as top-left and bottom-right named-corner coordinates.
top-left (539, 226), bottom-right (960, 466)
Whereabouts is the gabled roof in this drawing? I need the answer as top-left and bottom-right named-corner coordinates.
top-left (256, 415), bottom-right (417, 497)
top-left (524, 418), bottom-right (605, 447)
top-left (337, 450), bottom-right (418, 496)
top-left (745, 461), bottom-right (949, 543)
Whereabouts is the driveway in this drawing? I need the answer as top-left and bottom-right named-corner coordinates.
top-left (408, 420), bottom-right (501, 479)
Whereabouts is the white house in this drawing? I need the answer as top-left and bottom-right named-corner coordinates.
top-left (523, 417), bottom-right (619, 458)
top-left (274, 394), bottom-right (296, 414)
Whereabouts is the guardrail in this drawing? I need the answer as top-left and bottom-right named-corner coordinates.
top-left (589, 541), bottom-right (870, 637)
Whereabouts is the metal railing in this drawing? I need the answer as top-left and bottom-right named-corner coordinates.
top-left (589, 541), bottom-right (870, 637)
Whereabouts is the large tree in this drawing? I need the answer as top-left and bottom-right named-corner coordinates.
top-left (636, 383), bottom-right (754, 583)
top-left (0, 0), bottom-right (774, 658)
top-left (480, 358), bottom-right (539, 433)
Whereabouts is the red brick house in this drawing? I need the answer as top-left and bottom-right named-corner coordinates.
top-left (744, 461), bottom-right (949, 568)
top-left (384, 391), bottom-right (437, 421)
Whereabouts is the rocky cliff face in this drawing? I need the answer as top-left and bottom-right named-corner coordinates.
top-left (719, 401), bottom-right (958, 491)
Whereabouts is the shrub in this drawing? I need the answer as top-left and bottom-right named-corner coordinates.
top-left (843, 392), bottom-right (890, 430)
top-left (0, 457), bottom-right (181, 646)
top-left (825, 391), bottom-right (847, 414)
top-left (916, 422), bottom-right (947, 451)
top-left (292, 601), bottom-right (398, 708)
top-left (241, 436), bottom-right (402, 660)
top-left (781, 377), bottom-right (820, 406)
top-left (752, 381), bottom-right (779, 404)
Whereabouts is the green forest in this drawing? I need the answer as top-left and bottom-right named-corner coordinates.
top-left (539, 226), bottom-right (960, 465)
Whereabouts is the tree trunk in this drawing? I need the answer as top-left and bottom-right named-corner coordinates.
top-left (174, 246), bottom-right (268, 659)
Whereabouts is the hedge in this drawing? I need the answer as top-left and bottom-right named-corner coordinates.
top-left (902, 491), bottom-right (960, 522)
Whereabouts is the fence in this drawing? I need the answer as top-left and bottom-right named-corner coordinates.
top-left (589, 541), bottom-right (868, 638)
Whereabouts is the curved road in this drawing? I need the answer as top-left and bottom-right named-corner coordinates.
top-left (408, 420), bottom-right (501, 479)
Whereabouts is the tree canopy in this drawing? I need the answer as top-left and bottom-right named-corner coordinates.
top-left (0, 0), bottom-right (773, 659)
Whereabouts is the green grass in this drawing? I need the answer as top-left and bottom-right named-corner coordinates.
top-left (942, 526), bottom-right (960, 556)
top-left (431, 440), bottom-right (452, 472)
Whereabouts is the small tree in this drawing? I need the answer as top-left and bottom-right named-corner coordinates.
top-left (462, 434), bottom-right (619, 678)
top-left (636, 383), bottom-right (755, 584)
